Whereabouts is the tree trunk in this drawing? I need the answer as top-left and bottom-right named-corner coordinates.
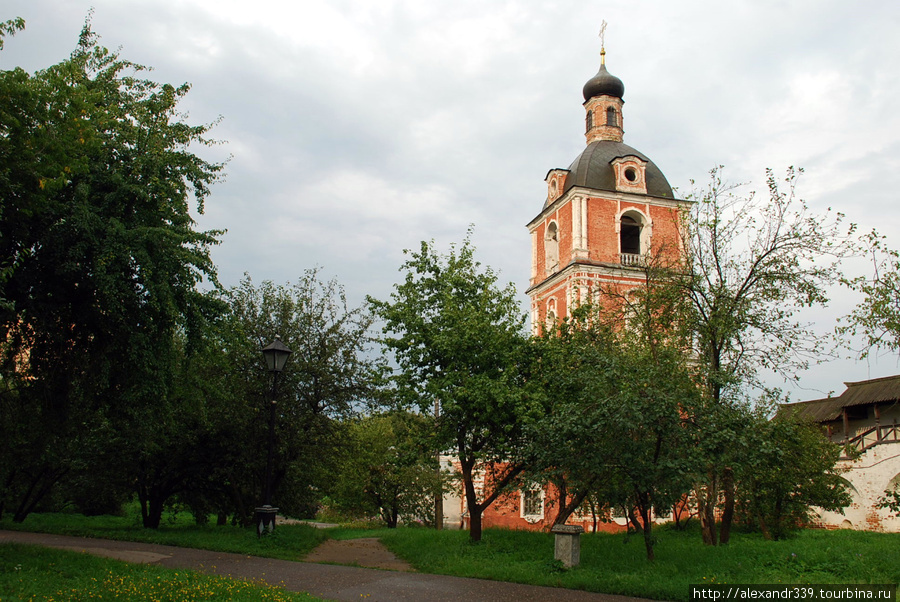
top-left (12, 466), bottom-right (68, 523)
top-left (0, 469), bottom-right (18, 521)
top-left (772, 498), bottom-right (784, 540)
top-left (637, 493), bottom-right (655, 561)
top-left (698, 471), bottom-right (719, 545)
top-left (641, 514), bottom-right (654, 561)
top-left (554, 478), bottom-right (568, 524)
top-left (757, 512), bottom-right (772, 540)
top-left (142, 493), bottom-right (165, 529)
top-left (589, 498), bottom-right (599, 533)
top-left (719, 467), bottom-right (734, 544)
top-left (459, 456), bottom-right (483, 542)
top-left (385, 505), bottom-right (398, 529)
top-left (434, 488), bottom-right (444, 530)
top-left (627, 506), bottom-right (644, 534)
top-left (551, 478), bottom-right (593, 526)
top-left (138, 480), bottom-right (168, 529)
top-left (469, 506), bottom-right (483, 542)
top-left (434, 400), bottom-right (443, 530)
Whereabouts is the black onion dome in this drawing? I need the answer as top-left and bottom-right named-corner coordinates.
top-left (582, 63), bottom-right (624, 101)
top-left (562, 140), bottom-right (674, 198)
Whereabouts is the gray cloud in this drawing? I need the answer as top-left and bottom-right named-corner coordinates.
top-left (4, 0), bottom-right (900, 397)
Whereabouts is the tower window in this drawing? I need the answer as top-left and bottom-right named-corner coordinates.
top-left (545, 221), bottom-right (559, 272)
top-left (620, 215), bottom-right (641, 255)
top-left (586, 110), bottom-right (593, 132)
top-left (606, 106), bottom-right (617, 126)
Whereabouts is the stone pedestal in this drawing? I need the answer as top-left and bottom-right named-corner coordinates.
top-left (254, 505), bottom-right (278, 537)
top-left (551, 524), bottom-right (584, 568)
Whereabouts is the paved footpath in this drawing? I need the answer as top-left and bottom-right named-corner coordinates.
top-left (0, 529), bottom-right (656, 602)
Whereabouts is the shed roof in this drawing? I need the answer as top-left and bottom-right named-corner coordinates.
top-left (780, 374), bottom-right (900, 422)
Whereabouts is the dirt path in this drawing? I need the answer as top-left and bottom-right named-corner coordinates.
top-left (1, 530), bottom-right (652, 602)
top-left (303, 537), bottom-right (414, 571)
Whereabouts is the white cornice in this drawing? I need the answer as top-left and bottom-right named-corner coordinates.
top-left (526, 259), bottom-right (646, 295)
top-left (526, 186), bottom-right (691, 230)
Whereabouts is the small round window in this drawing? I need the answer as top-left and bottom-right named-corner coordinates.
top-left (624, 167), bottom-right (638, 182)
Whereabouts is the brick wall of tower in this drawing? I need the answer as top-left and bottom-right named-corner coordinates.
top-left (530, 193), bottom-right (685, 328)
top-left (585, 197), bottom-right (620, 263)
top-left (531, 202), bottom-right (575, 282)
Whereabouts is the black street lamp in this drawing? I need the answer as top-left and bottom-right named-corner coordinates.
top-left (256, 336), bottom-right (292, 536)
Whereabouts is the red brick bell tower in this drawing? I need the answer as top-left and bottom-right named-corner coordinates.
top-left (526, 44), bottom-right (690, 333)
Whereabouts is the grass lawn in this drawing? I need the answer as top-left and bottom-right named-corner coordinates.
top-left (0, 543), bottom-right (321, 601)
top-left (0, 508), bottom-right (328, 561)
top-left (379, 526), bottom-right (900, 601)
top-left (3, 508), bottom-right (899, 601)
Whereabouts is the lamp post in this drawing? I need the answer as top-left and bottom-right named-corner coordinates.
top-left (256, 336), bottom-right (292, 536)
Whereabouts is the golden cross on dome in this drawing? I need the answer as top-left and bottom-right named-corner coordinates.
top-left (598, 20), bottom-right (608, 65)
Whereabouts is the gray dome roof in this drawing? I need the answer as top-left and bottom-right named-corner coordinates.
top-left (562, 140), bottom-right (674, 198)
top-left (582, 64), bottom-right (624, 101)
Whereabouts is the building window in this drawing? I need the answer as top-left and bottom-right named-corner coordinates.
top-left (545, 297), bottom-right (558, 332)
top-left (545, 221), bottom-right (559, 272)
top-left (606, 106), bottom-right (617, 126)
top-left (611, 156), bottom-right (649, 194)
top-left (521, 488), bottom-right (544, 521)
top-left (620, 215), bottom-right (641, 256)
top-left (586, 110), bottom-right (593, 133)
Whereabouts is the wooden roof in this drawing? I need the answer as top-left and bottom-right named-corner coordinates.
top-left (780, 374), bottom-right (900, 423)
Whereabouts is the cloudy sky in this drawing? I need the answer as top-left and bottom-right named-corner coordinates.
top-left (3, 0), bottom-right (900, 398)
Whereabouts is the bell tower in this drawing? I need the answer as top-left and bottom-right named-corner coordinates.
top-left (526, 35), bottom-right (691, 333)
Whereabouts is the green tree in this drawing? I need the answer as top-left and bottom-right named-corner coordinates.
top-left (680, 167), bottom-right (854, 545)
top-left (736, 405), bottom-right (850, 540)
top-left (876, 486), bottom-right (900, 517)
top-left (0, 20), bottom-right (224, 523)
top-left (370, 233), bottom-right (536, 542)
top-left (329, 412), bottom-right (443, 528)
top-left (527, 251), bottom-right (699, 561)
top-left (839, 230), bottom-right (900, 357)
top-left (214, 272), bottom-right (385, 523)
top-left (0, 18), bottom-right (24, 52)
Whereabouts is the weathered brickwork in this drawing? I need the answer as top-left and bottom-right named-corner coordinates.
top-left (813, 444), bottom-right (900, 532)
top-left (528, 191), bottom-right (685, 329)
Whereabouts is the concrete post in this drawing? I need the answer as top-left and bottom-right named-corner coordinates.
top-left (551, 524), bottom-right (584, 568)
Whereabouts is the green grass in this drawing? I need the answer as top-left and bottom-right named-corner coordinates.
top-left (4, 508), bottom-right (899, 601)
top-left (0, 543), bottom-right (321, 601)
top-left (0, 508), bottom-right (328, 561)
top-left (378, 525), bottom-right (900, 601)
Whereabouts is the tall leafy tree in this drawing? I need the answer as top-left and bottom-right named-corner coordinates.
top-left (0, 19), bottom-right (224, 522)
top-left (737, 403), bottom-right (850, 540)
top-left (839, 230), bottom-right (900, 357)
top-left (527, 252), bottom-right (699, 561)
top-left (214, 272), bottom-right (385, 523)
top-left (680, 166), bottom-right (854, 545)
top-left (370, 233), bottom-right (536, 542)
top-left (329, 411), bottom-right (443, 528)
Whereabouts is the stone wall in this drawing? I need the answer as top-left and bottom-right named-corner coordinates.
top-left (814, 442), bottom-right (900, 532)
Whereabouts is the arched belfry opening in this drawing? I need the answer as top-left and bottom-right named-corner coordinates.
top-left (545, 221), bottom-right (559, 272)
top-left (606, 106), bottom-right (617, 126)
top-left (620, 214), bottom-right (642, 256)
